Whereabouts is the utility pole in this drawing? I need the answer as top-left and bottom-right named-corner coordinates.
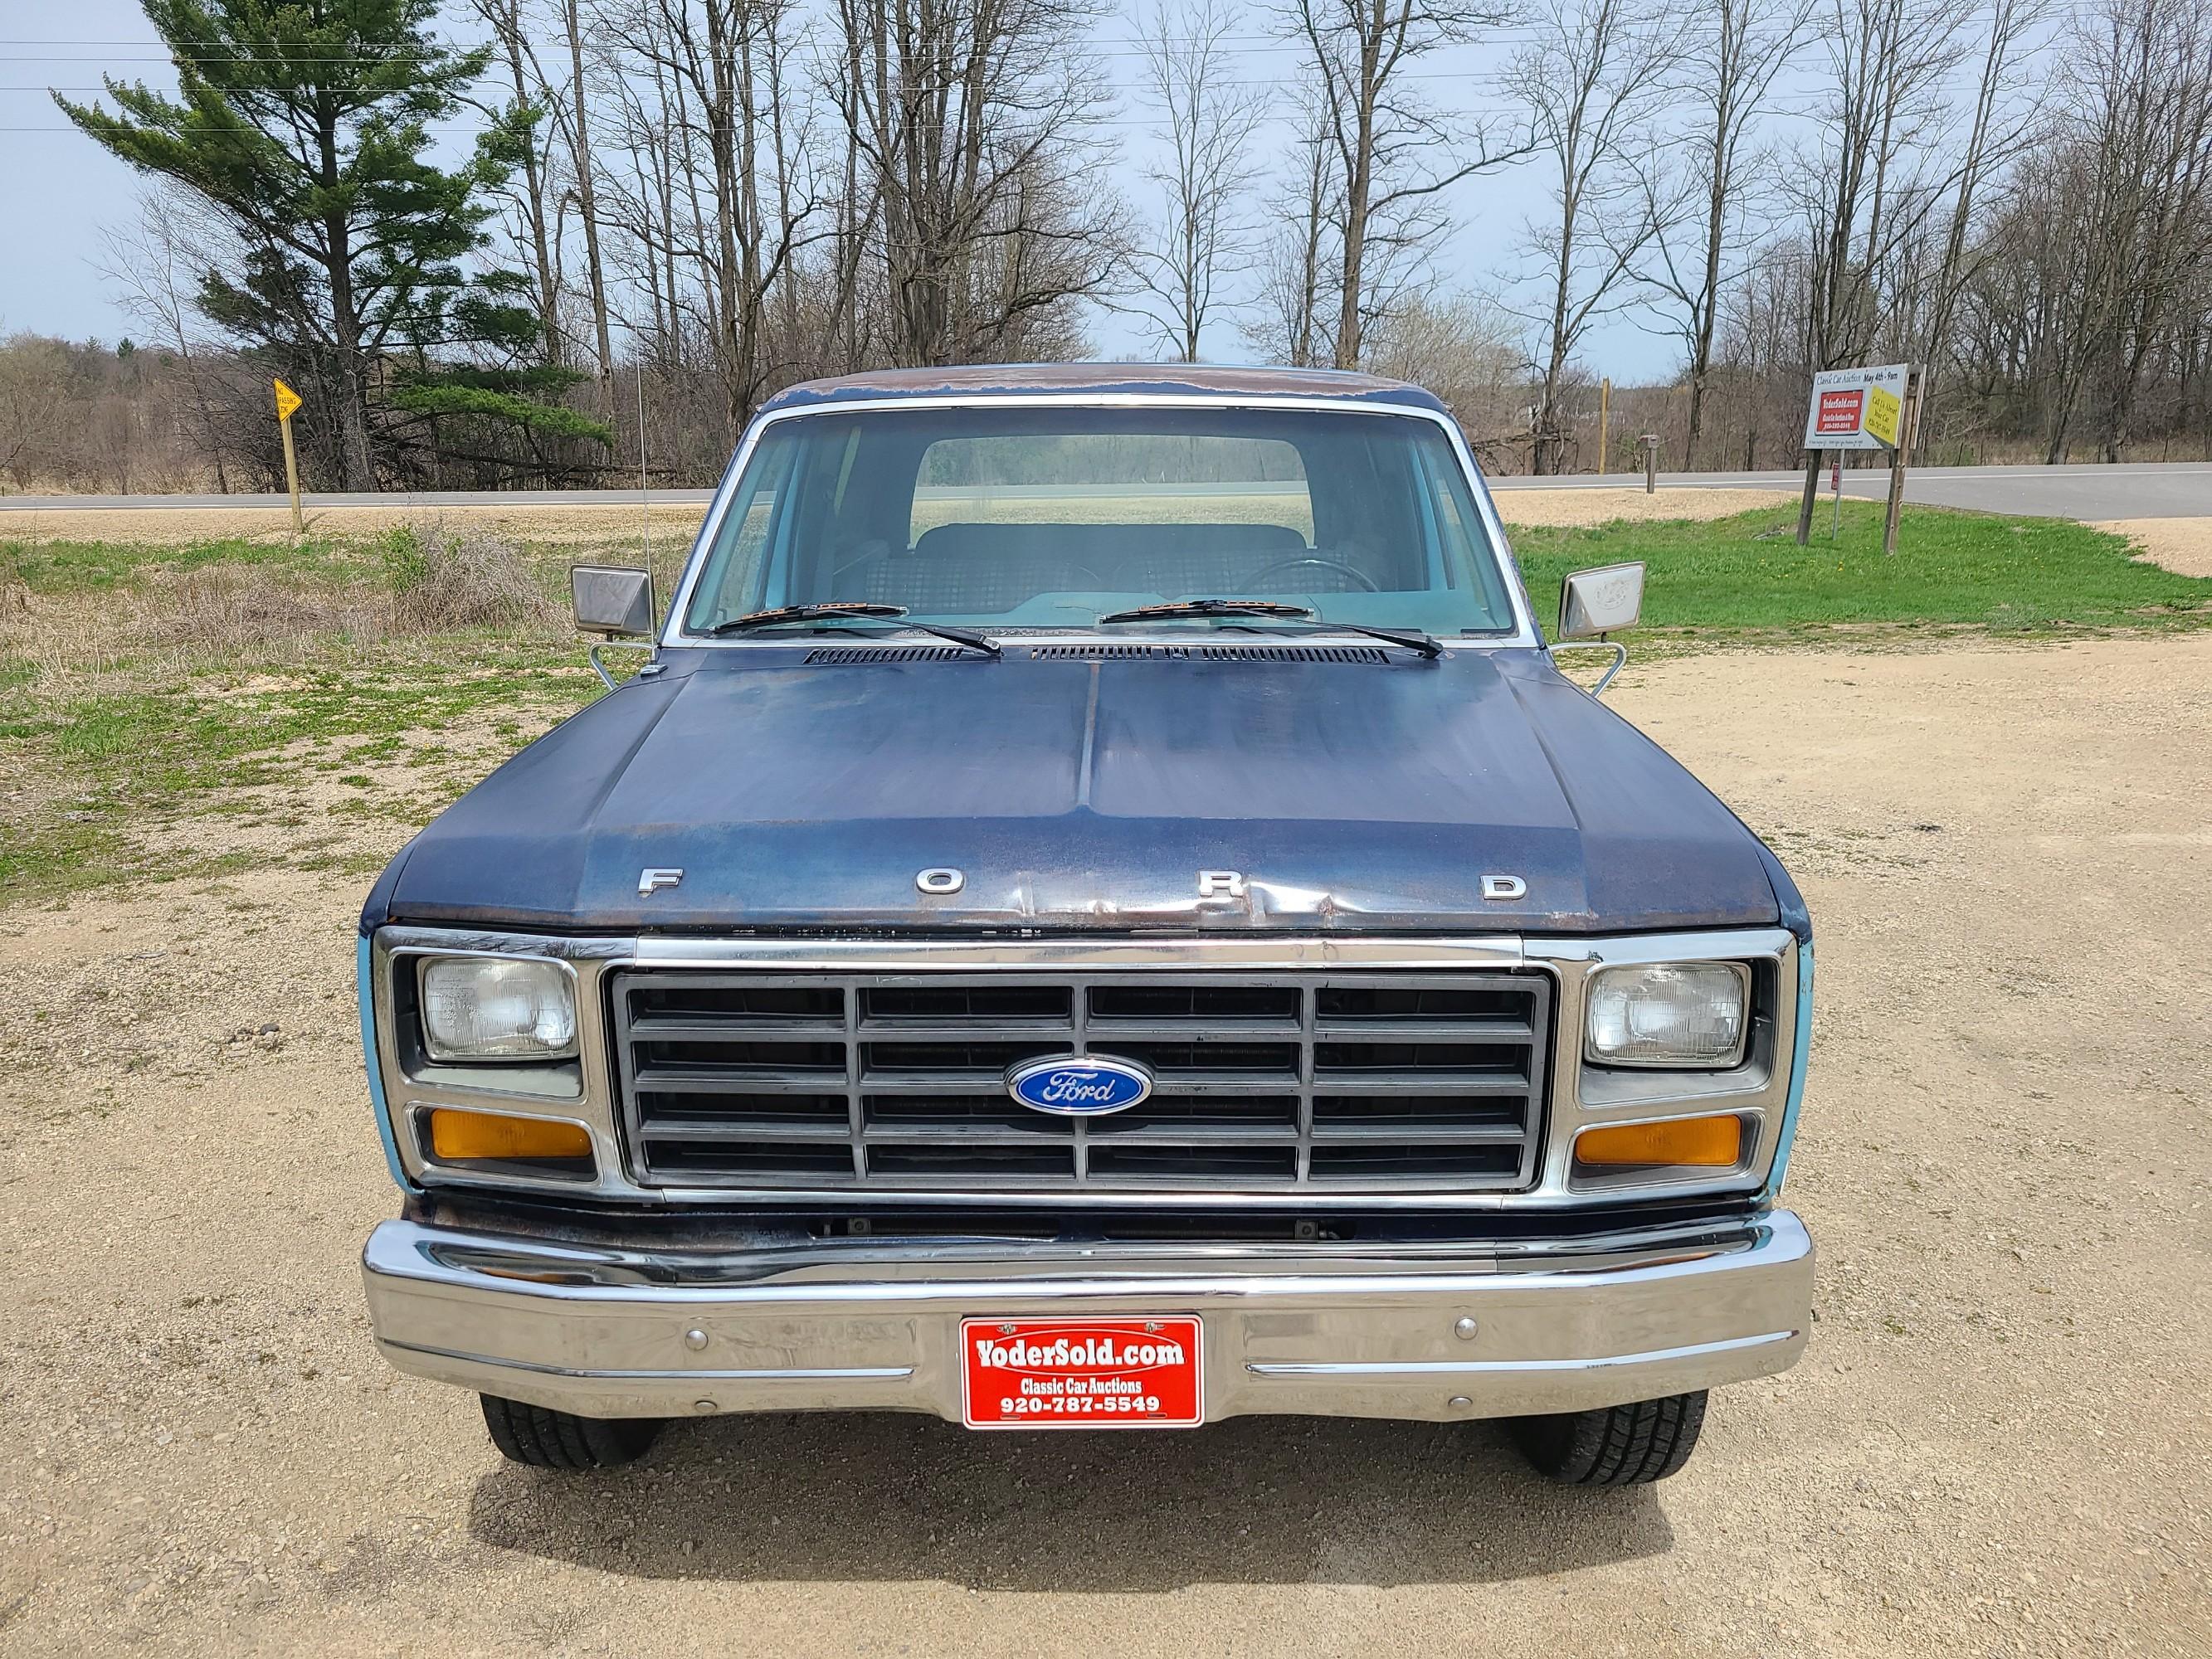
top-left (1596, 377), bottom-right (1611, 474)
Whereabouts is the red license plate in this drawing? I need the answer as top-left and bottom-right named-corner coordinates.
top-left (960, 1316), bottom-right (1203, 1429)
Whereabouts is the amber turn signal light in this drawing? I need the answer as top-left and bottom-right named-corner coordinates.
top-left (1576, 1114), bottom-right (1743, 1169)
top-left (427, 1107), bottom-right (592, 1163)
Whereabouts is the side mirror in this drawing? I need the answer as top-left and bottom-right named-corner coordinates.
top-left (571, 564), bottom-right (655, 638)
top-left (1557, 562), bottom-right (1644, 640)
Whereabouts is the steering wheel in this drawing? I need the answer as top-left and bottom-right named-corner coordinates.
top-left (1244, 555), bottom-right (1379, 593)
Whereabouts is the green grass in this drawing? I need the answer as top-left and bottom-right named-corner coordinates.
top-left (1510, 501), bottom-right (2212, 639)
top-left (0, 534), bottom-right (374, 595)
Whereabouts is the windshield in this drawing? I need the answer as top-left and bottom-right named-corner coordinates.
top-left (679, 404), bottom-right (1519, 637)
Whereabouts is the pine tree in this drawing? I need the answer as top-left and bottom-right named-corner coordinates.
top-left (58, 0), bottom-right (609, 487)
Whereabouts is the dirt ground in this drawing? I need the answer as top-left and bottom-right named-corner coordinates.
top-left (2, 635), bottom-right (2209, 1657)
top-left (1490, 486), bottom-right (1800, 526)
top-left (2095, 517), bottom-right (2212, 577)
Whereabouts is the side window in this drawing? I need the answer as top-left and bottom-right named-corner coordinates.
top-left (685, 427), bottom-right (799, 626)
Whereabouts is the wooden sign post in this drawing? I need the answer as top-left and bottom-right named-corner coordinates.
top-left (1879, 367), bottom-right (1922, 556)
top-left (272, 377), bottom-right (304, 535)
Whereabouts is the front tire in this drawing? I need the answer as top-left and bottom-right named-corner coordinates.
top-left (1511, 1390), bottom-right (1707, 1486)
top-left (480, 1394), bottom-right (664, 1469)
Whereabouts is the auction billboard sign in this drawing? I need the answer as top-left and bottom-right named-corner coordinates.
top-left (1803, 363), bottom-right (1907, 450)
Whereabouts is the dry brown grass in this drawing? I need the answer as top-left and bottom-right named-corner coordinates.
top-left (0, 520), bottom-right (556, 686)
top-left (139, 566), bottom-right (387, 652)
top-left (0, 486), bottom-right (1803, 547)
top-left (0, 501), bottom-right (708, 546)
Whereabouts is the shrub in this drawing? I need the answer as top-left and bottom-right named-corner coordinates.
top-left (381, 518), bottom-right (550, 632)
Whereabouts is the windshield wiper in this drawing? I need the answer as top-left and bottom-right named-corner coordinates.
top-left (1097, 597), bottom-right (1441, 659)
top-left (1099, 599), bottom-right (1314, 623)
top-left (707, 601), bottom-right (999, 658)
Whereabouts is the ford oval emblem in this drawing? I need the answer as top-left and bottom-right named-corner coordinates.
top-left (1005, 1054), bottom-right (1153, 1117)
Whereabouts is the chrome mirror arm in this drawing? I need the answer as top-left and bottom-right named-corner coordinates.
top-left (1549, 639), bottom-right (1629, 695)
top-left (587, 639), bottom-right (657, 691)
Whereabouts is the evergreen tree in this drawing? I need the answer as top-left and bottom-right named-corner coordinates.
top-left (58, 0), bottom-right (609, 487)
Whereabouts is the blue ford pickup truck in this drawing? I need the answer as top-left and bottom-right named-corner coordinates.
top-left (358, 365), bottom-right (1813, 1485)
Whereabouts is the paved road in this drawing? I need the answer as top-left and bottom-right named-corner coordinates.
top-left (2, 461), bottom-right (2206, 520)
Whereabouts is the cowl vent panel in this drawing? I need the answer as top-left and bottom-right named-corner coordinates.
top-left (1026, 644), bottom-right (1390, 664)
top-left (802, 645), bottom-right (977, 664)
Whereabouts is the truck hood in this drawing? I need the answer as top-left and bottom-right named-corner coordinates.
top-left (367, 648), bottom-right (1788, 936)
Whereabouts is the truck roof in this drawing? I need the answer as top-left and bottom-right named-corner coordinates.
top-left (757, 362), bottom-right (1449, 416)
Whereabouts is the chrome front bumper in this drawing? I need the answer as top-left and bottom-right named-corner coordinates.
top-left (363, 1209), bottom-right (1813, 1424)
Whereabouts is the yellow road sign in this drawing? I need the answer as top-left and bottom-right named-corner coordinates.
top-left (1863, 382), bottom-right (1902, 448)
top-left (272, 377), bottom-right (302, 421)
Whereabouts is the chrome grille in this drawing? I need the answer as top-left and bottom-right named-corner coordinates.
top-left (610, 971), bottom-right (1551, 1194)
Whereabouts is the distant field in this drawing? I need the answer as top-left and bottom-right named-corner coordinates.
top-left (4, 500), bottom-right (2209, 910)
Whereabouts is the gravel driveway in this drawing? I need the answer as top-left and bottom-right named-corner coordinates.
top-left (2, 636), bottom-right (2207, 1657)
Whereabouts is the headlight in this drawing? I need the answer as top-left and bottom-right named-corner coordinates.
top-left (419, 956), bottom-right (577, 1061)
top-left (1585, 961), bottom-right (1748, 1068)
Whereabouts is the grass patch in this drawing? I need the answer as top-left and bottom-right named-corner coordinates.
top-left (1510, 501), bottom-right (2212, 638)
top-left (0, 523), bottom-right (603, 909)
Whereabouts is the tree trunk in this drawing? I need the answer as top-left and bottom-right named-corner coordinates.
top-left (1334, 53), bottom-right (1378, 369)
top-left (502, 17), bottom-right (563, 368)
top-left (315, 84), bottom-right (368, 488)
top-left (566, 0), bottom-right (616, 382)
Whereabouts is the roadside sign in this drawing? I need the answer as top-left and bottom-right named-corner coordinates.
top-left (1803, 364), bottom-right (1907, 451)
top-left (272, 378), bottom-right (304, 533)
top-left (1863, 382), bottom-right (1902, 447)
top-left (1797, 362), bottom-right (1922, 555)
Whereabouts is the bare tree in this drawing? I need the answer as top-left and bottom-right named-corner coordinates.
top-left (1796, 0), bottom-right (1975, 374)
top-left (831, 0), bottom-right (1125, 366)
top-left (1128, 0), bottom-right (1268, 361)
top-left (2043, 0), bottom-right (2212, 460)
top-left (1364, 289), bottom-right (1526, 448)
top-left (563, 0), bottom-right (619, 381)
top-left (1638, 0), bottom-right (1808, 466)
top-left (95, 190), bottom-right (243, 491)
top-left (1284, 0), bottom-right (1526, 367)
top-left (1912, 0), bottom-right (2044, 450)
top-left (1244, 76), bottom-right (1342, 365)
top-left (475, 0), bottom-right (568, 368)
top-left (597, 0), bottom-right (830, 432)
top-left (1508, 0), bottom-right (1683, 473)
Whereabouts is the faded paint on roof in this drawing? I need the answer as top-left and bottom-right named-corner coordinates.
top-left (758, 362), bottom-right (1449, 415)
